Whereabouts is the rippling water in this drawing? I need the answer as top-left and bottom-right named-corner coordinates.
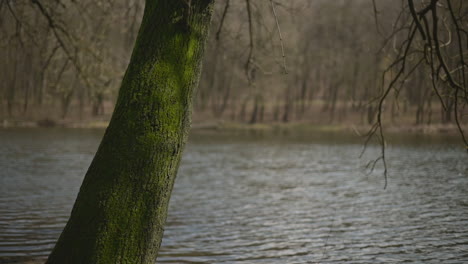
top-left (0, 128), bottom-right (467, 263)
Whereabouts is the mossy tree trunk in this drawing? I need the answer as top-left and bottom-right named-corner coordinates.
top-left (46, 1), bottom-right (215, 263)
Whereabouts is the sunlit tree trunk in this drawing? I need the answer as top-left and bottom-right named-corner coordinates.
top-left (46, 1), bottom-right (215, 263)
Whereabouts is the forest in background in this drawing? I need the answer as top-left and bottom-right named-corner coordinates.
top-left (1, 0), bottom-right (467, 132)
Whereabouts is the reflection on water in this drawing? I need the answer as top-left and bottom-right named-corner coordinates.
top-left (0, 128), bottom-right (467, 263)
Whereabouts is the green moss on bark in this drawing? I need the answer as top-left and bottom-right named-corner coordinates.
top-left (46, 1), bottom-right (215, 263)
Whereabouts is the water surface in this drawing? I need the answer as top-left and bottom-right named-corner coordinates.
top-left (0, 128), bottom-right (467, 263)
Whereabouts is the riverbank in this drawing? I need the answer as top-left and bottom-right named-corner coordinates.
top-left (1, 118), bottom-right (465, 137)
top-left (192, 121), bottom-right (466, 135)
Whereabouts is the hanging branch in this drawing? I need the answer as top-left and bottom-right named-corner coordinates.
top-left (30, 0), bottom-right (92, 88)
top-left (367, 0), bottom-right (468, 188)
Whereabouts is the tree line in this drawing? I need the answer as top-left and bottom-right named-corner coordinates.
top-left (1, 0), bottom-right (467, 130)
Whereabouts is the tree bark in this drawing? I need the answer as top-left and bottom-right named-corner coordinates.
top-left (46, 1), bottom-right (215, 263)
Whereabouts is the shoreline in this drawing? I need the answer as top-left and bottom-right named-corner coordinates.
top-left (0, 119), bottom-right (465, 137)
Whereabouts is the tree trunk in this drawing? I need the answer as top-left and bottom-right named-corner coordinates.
top-left (249, 95), bottom-right (259, 124)
top-left (46, 1), bottom-right (214, 263)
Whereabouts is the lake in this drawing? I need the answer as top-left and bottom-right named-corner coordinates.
top-left (0, 128), bottom-right (467, 263)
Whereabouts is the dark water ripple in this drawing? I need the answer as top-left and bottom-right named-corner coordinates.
top-left (0, 129), bottom-right (467, 263)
